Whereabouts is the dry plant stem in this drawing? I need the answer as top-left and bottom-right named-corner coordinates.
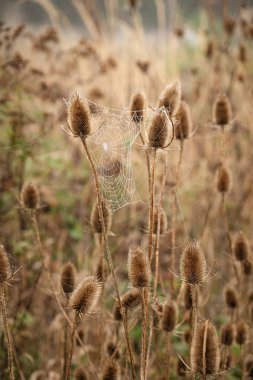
top-left (30, 212), bottom-right (99, 378)
top-left (63, 311), bottom-right (69, 379)
top-left (148, 149), bottom-right (157, 262)
top-left (202, 321), bottom-right (208, 380)
top-left (190, 284), bottom-right (198, 335)
top-left (140, 288), bottom-right (148, 380)
top-left (139, 131), bottom-right (151, 182)
top-left (81, 138), bottom-right (136, 380)
top-left (0, 285), bottom-right (15, 380)
top-left (65, 312), bottom-right (79, 380)
top-left (221, 194), bottom-right (240, 283)
top-left (170, 139), bottom-right (184, 293)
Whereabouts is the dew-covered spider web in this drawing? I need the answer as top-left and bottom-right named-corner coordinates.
top-left (85, 99), bottom-right (143, 211)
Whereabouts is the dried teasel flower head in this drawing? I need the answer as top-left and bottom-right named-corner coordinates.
top-left (66, 93), bottom-right (91, 138)
top-left (148, 111), bottom-right (168, 149)
top-left (238, 43), bottom-right (247, 63)
top-left (107, 342), bottom-right (120, 360)
top-left (205, 39), bottom-right (215, 59)
top-left (0, 244), bottom-right (11, 284)
top-left (225, 286), bottom-right (238, 309)
top-left (216, 163), bottom-right (232, 193)
top-left (21, 182), bottom-right (40, 209)
top-left (160, 300), bottom-right (178, 332)
top-left (153, 206), bottom-right (168, 235)
top-left (233, 231), bottom-right (250, 262)
top-left (220, 322), bottom-right (234, 346)
top-left (102, 360), bottom-right (120, 380)
top-left (121, 288), bottom-right (141, 309)
top-left (223, 17), bottom-right (236, 35)
top-left (74, 367), bottom-right (87, 380)
top-left (243, 259), bottom-right (252, 276)
top-left (180, 241), bottom-right (207, 285)
top-left (184, 328), bottom-right (192, 345)
top-left (212, 93), bottom-right (232, 126)
top-left (190, 320), bottom-right (220, 376)
top-left (69, 276), bottom-right (102, 316)
top-left (236, 320), bottom-right (249, 345)
top-left (157, 80), bottom-right (181, 116)
top-left (91, 199), bottom-right (111, 234)
top-left (128, 246), bottom-right (150, 288)
top-left (61, 261), bottom-right (76, 298)
top-left (175, 101), bottom-right (192, 139)
top-left (130, 91), bottom-right (146, 124)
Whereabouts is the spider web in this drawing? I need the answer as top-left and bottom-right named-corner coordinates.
top-left (85, 99), bottom-right (142, 211)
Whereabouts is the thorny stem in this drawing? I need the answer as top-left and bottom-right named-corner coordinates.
top-left (81, 138), bottom-right (136, 380)
top-left (202, 320), bottom-right (208, 379)
top-left (221, 194), bottom-right (240, 283)
top-left (65, 312), bottom-right (79, 380)
top-left (30, 211), bottom-right (99, 378)
top-left (139, 131), bottom-right (151, 182)
top-left (190, 284), bottom-right (198, 336)
top-left (148, 149), bottom-right (157, 262)
top-left (0, 284), bottom-right (15, 380)
top-left (140, 287), bottom-right (148, 380)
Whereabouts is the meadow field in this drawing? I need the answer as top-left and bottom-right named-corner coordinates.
top-left (0, 0), bottom-right (253, 379)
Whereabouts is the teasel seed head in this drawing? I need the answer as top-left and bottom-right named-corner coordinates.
top-left (184, 328), bottom-right (192, 345)
top-left (212, 93), bottom-right (232, 126)
top-left (74, 367), bottom-right (87, 380)
top-left (67, 93), bottom-right (91, 138)
top-left (158, 80), bottom-right (181, 116)
top-left (153, 206), bottom-right (168, 235)
top-left (225, 287), bottom-right (238, 309)
top-left (238, 43), bottom-right (247, 63)
top-left (130, 91), bottom-right (146, 124)
top-left (148, 111), bottom-right (168, 149)
top-left (243, 259), bottom-right (252, 276)
top-left (220, 322), bottom-right (234, 346)
top-left (183, 283), bottom-right (198, 310)
top-left (190, 320), bottom-right (220, 376)
top-left (244, 354), bottom-right (253, 377)
top-left (128, 246), bottom-right (150, 288)
top-left (98, 158), bottom-right (123, 178)
top-left (96, 256), bottom-right (107, 282)
top-left (180, 241), bottom-right (207, 285)
top-left (21, 182), bottom-right (40, 209)
top-left (61, 261), bottom-right (76, 298)
top-left (216, 164), bottom-right (232, 193)
top-left (102, 360), bottom-right (120, 380)
top-left (175, 101), bottom-right (192, 139)
top-left (91, 199), bottom-right (111, 234)
top-left (107, 342), bottom-right (120, 360)
top-left (121, 288), bottom-right (141, 309)
top-left (0, 244), bottom-right (11, 284)
top-left (233, 231), bottom-right (249, 261)
top-left (160, 300), bottom-right (178, 332)
top-left (235, 320), bottom-right (248, 345)
top-left (69, 276), bottom-right (102, 316)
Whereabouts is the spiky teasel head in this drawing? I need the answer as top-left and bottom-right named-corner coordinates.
top-left (157, 80), bottom-right (181, 116)
top-left (223, 17), bottom-right (236, 35)
top-left (236, 320), bottom-right (248, 345)
top-left (128, 246), bottom-right (150, 288)
top-left (183, 283), bottom-right (198, 310)
top-left (244, 355), bottom-right (253, 377)
top-left (153, 206), bottom-right (168, 235)
top-left (225, 286), bottom-right (238, 309)
top-left (74, 367), bottom-right (87, 380)
top-left (102, 360), bottom-right (120, 380)
top-left (175, 101), bottom-right (192, 139)
top-left (238, 43), bottom-right (247, 63)
top-left (220, 322), bottom-right (234, 346)
top-left (233, 231), bottom-right (249, 261)
top-left (180, 241), bottom-right (207, 285)
top-left (212, 93), bottom-right (232, 126)
top-left (160, 300), bottom-right (178, 332)
top-left (69, 276), bottom-right (102, 316)
top-left (61, 261), bottom-right (76, 298)
top-left (66, 93), bottom-right (91, 139)
top-left (121, 288), bottom-right (141, 309)
top-left (0, 244), bottom-right (11, 284)
top-left (91, 199), bottom-right (111, 234)
top-left (216, 164), bottom-right (232, 193)
top-left (21, 182), bottom-right (40, 209)
top-left (190, 320), bottom-right (220, 376)
top-left (130, 91), bottom-right (146, 124)
top-left (148, 111), bottom-right (168, 149)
